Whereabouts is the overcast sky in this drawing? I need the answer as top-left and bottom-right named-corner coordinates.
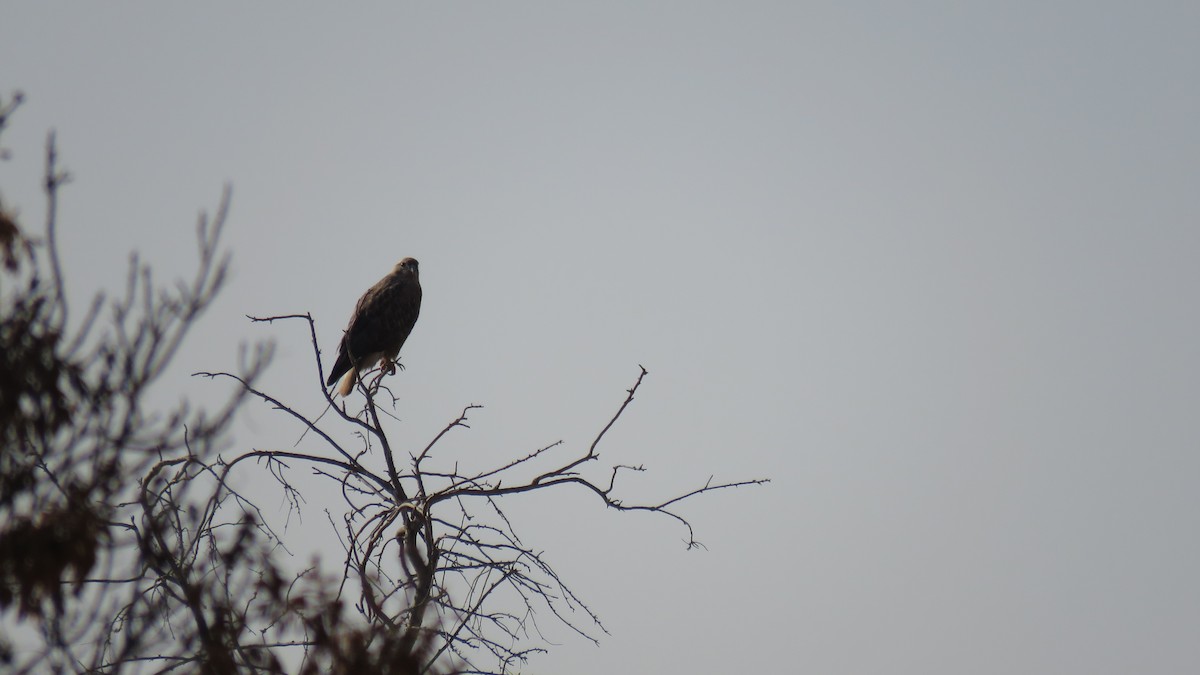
top-left (3, 3), bottom-right (1199, 673)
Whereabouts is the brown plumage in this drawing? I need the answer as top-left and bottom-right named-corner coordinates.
top-left (326, 257), bottom-right (422, 397)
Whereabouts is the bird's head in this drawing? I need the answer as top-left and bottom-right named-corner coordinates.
top-left (394, 257), bottom-right (419, 279)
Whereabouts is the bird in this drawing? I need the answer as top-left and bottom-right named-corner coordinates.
top-left (326, 257), bottom-right (422, 397)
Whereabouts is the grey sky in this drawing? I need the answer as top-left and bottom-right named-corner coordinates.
top-left (3, 3), bottom-right (1198, 673)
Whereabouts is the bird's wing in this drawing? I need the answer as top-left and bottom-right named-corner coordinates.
top-left (326, 271), bottom-right (421, 389)
top-left (346, 276), bottom-right (421, 362)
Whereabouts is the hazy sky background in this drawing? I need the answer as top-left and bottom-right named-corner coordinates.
top-left (3, 3), bottom-right (1199, 673)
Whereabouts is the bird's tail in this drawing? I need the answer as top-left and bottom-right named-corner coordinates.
top-left (337, 369), bottom-right (357, 397)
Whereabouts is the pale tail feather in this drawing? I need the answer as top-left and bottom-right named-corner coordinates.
top-left (337, 369), bottom-right (357, 397)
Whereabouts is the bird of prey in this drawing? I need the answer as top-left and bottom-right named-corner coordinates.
top-left (326, 257), bottom-right (422, 397)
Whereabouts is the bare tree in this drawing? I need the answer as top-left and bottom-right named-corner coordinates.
top-left (0, 93), bottom-right (766, 674)
top-left (200, 315), bottom-right (766, 673)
